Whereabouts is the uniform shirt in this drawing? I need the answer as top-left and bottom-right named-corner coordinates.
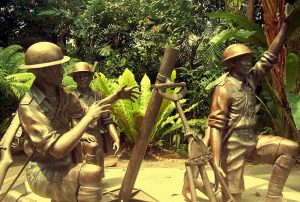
top-left (73, 89), bottom-right (113, 134)
top-left (207, 51), bottom-right (277, 131)
top-left (18, 84), bottom-right (85, 164)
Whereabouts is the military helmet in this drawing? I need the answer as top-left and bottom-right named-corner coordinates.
top-left (221, 43), bottom-right (253, 65)
top-left (70, 62), bottom-right (94, 77)
top-left (19, 42), bottom-right (70, 70)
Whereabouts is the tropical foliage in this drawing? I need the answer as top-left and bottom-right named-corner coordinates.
top-left (0, 45), bottom-right (34, 132)
top-left (1, 0), bottom-right (300, 147)
top-left (92, 68), bottom-right (204, 145)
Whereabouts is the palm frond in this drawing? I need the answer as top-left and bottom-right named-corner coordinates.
top-left (207, 12), bottom-right (267, 47)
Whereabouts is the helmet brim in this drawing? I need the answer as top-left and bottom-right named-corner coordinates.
top-left (221, 52), bottom-right (253, 66)
top-left (19, 56), bottom-right (71, 70)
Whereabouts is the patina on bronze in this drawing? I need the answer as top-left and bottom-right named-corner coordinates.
top-left (202, 9), bottom-right (299, 202)
top-left (118, 46), bottom-right (179, 201)
top-left (2, 42), bottom-right (112, 202)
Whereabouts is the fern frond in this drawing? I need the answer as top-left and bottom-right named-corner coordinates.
top-left (0, 45), bottom-right (24, 74)
top-left (92, 73), bottom-right (117, 96)
top-left (6, 72), bottom-right (35, 82)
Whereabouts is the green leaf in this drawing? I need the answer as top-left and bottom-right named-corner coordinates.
top-left (100, 45), bottom-right (113, 56)
top-left (63, 75), bottom-right (76, 91)
top-left (287, 92), bottom-right (300, 130)
top-left (206, 12), bottom-right (266, 47)
top-left (93, 69), bottom-right (141, 142)
top-left (170, 69), bottom-right (176, 81)
top-left (92, 73), bottom-right (116, 96)
top-left (286, 53), bottom-right (299, 92)
top-left (210, 29), bottom-right (235, 44)
top-left (111, 100), bottom-right (138, 142)
top-left (37, 8), bottom-right (63, 17)
top-left (118, 68), bottom-right (137, 87)
top-left (139, 74), bottom-right (151, 115)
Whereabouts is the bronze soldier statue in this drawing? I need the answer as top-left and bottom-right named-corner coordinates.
top-left (182, 7), bottom-right (299, 202)
top-left (15, 42), bottom-right (110, 202)
top-left (70, 61), bottom-right (120, 178)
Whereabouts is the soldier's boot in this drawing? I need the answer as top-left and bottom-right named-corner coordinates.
top-left (78, 164), bottom-right (102, 202)
top-left (266, 155), bottom-right (295, 202)
top-left (77, 186), bottom-right (102, 202)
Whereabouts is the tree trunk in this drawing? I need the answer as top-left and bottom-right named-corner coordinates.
top-left (261, 0), bottom-right (299, 141)
top-left (246, 0), bottom-right (256, 20)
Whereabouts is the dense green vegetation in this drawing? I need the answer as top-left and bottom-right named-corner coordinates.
top-left (1, 0), bottom-right (300, 150)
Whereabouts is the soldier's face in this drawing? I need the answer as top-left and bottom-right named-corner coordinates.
top-left (42, 65), bottom-right (64, 86)
top-left (233, 55), bottom-right (253, 76)
top-left (73, 72), bottom-right (93, 89)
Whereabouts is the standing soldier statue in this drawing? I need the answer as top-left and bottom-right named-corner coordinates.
top-left (182, 6), bottom-right (299, 202)
top-left (14, 42), bottom-right (109, 202)
top-left (70, 61), bottom-right (121, 178)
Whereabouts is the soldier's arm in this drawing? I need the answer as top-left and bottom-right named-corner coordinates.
top-left (50, 102), bottom-right (111, 158)
top-left (101, 113), bottom-right (120, 153)
top-left (19, 102), bottom-right (110, 158)
top-left (106, 124), bottom-right (120, 153)
top-left (99, 85), bottom-right (140, 105)
top-left (208, 86), bottom-right (230, 170)
top-left (268, 6), bottom-right (292, 57)
top-left (253, 7), bottom-right (292, 82)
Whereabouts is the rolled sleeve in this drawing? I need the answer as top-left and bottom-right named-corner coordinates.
top-left (207, 85), bottom-right (230, 130)
top-left (36, 131), bottom-right (61, 155)
top-left (18, 106), bottom-right (61, 156)
top-left (252, 51), bottom-right (278, 83)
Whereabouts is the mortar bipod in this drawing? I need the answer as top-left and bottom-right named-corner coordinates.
top-left (185, 147), bottom-right (235, 202)
top-left (153, 81), bottom-right (235, 202)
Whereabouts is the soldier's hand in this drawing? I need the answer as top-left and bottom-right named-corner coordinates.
top-left (81, 133), bottom-right (97, 143)
top-left (119, 85), bottom-right (141, 102)
top-left (87, 101), bottom-right (111, 121)
top-left (113, 141), bottom-right (120, 156)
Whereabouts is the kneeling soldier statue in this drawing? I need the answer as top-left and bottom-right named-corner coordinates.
top-left (206, 15), bottom-right (298, 202)
top-left (16, 42), bottom-right (110, 202)
top-left (182, 6), bottom-right (299, 202)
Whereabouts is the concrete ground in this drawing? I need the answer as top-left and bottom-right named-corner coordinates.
top-left (102, 159), bottom-right (300, 202)
top-left (2, 154), bottom-right (300, 202)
